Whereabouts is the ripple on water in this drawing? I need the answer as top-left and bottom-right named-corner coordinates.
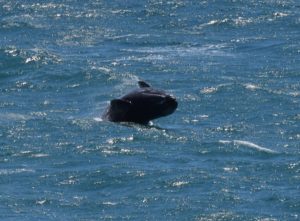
top-left (0, 168), bottom-right (35, 175)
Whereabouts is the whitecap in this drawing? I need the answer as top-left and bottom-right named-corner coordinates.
top-left (233, 17), bottom-right (253, 26)
top-left (172, 181), bottom-right (189, 187)
top-left (25, 55), bottom-right (40, 63)
top-left (200, 83), bottom-right (233, 94)
top-left (273, 12), bottom-right (289, 18)
top-left (36, 199), bottom-right (47, 205)
top-left (21, 3), bottom-right (65, 10)
top-left (93, 66), bottom-right (112, 73)
top-left (93, 117), bottom-right (103, 122)
top-left (243, 83), bottom-right (261, 91)
top-left (219, 140), bottom-right (278, 154)
top-left (136, 171), bottom-right (146, 177)
top-left (67, 84), bottom-right (80, 88)
top-left (207, 20), bottom-right (221, 25)
top-left (115, 54), bottom-right (165, 62)
top-left (223, 167), bottom-right (238, 172)
top-left (219, 140), bottom-right (232, 145)
top-left (120, 148), bottom-right (132, 154)
top-left (200, 87), bottom-right (218, 94)
top-left (31, 153), bottom-right (49, 158)
top-left (4, 47), bottom-right (19, 56)
top-left (233, 140), bottom-right (278, 154)
top-left (31, 111), bottom-right (47, 117)
top-left (197, 18), bottom-right (229, 29)
top-left (102, 201), bottom-right (118, 206)
top-left (101, 146), bottom-right (144, 156)
top-left (106, 136), bottom-right (134, 145)
top-left (101, 149), bottom-right (116, 155)
top-left (4, 46), bottom-right (61, 65)
top-left (289, 91), bottom-right (300, 97)
top-left (111, 9), bottom-right (132, 15)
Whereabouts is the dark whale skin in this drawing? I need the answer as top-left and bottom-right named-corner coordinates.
top-left (103, 81), bottom-right (178, 124)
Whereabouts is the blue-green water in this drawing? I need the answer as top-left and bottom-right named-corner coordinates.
top-left (1, 1), bottom-right (299, 220)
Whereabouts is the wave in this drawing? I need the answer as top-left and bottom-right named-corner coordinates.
top-left (0, 13), bottom-right (45, 30)
top-left (0, 168), bottom-right (35, 175)
top-left (0, 46), bottom-right (62, 69)
top-left (118, 44), bottom-right (233, 62)
top-left (196, 12), bottom-right (290, 30)
top-left (200, 83), bottom-right (232, 94)
top-left (123, 43), bottom-right (232, 55)
top-left (200, 82), bottom-right (299, 100)
top-left (0, 113), bottom-right (31, 121)
top-left (195, 17), bottom-right (254, 30)
top-left (219, 140), bottom-right (279, 154)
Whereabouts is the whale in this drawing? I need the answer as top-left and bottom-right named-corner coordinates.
top-left (102, 81), bottom-right (178, 124)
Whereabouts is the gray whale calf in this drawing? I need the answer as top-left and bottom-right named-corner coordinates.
top-left (103, 81), bottom-right (178, 124)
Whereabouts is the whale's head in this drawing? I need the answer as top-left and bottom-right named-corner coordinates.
top-left (153, 94), bottom-right (178, 117)
top-left (104, 81), bottom-right (178, 124)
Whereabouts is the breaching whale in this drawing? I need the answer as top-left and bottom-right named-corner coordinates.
top-left (103, 81), bottom-right (178, 124)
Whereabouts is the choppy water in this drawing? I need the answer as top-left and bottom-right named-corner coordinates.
top-left (1, 1), bottom-right (300, 220)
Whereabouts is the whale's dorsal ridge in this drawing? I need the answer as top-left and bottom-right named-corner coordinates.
top-left (138, 81), bottom-right (151, 88)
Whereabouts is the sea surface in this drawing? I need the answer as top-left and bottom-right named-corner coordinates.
top-left (1, 0), bottom-right (300, 220)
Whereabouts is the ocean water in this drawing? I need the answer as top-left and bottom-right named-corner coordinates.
top-left (1, 0), bottom-right (300, 220)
